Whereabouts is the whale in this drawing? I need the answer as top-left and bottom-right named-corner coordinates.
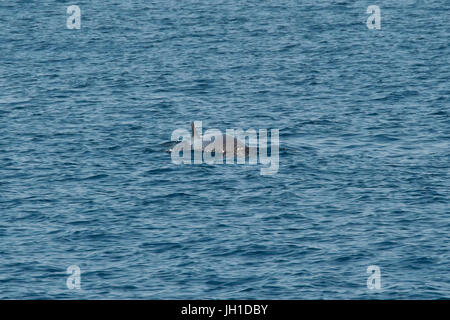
top-left (190, 122), bottom-right (251, 157)
top-left (167, 122), bottom-right (252, 157)
top-left (168, 121), bottom-right (280, 175)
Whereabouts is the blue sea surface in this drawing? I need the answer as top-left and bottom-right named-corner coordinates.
top-left (0, 1), bottom-right (449, 299)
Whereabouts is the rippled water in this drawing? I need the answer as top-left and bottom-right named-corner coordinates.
top-left (0, 1), bottom-right (449, 299)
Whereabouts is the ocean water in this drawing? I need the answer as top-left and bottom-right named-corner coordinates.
top-left (0, 0), bottom-right (449, 299)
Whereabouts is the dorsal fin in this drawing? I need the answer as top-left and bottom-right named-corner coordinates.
top-left (191, 122), bottom-right (198, 138)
